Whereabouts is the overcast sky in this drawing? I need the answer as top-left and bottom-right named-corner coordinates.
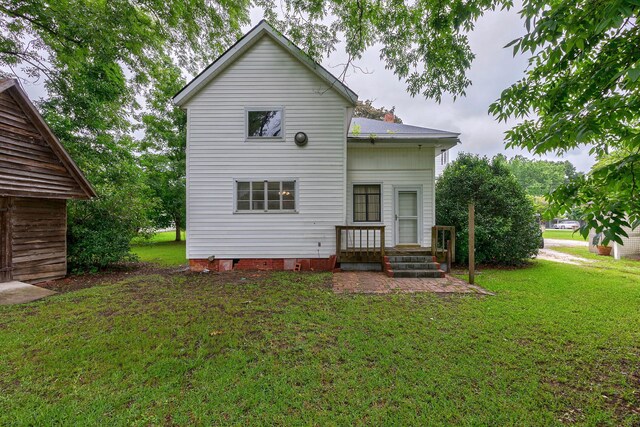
top-left (246, 7), bottom-right (595, 172)
top-left (17, 6), bottom-right (594, 172)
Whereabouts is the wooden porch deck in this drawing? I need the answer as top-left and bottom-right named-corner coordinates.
top-left (335, 225), bottom-right (456, 266)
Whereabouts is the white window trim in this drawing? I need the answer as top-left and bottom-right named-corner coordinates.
top-left (233, 179), bottom-right (298, 214)
top-left (351, 182), bottom-right (384, 224)
top-left (245, 107), bottom-right (285, 141)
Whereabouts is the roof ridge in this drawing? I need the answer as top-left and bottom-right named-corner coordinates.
top-left (173, 20), bottom-right (358, 106)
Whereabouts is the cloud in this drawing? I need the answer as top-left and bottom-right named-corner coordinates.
top-left (256, 5), bottom-right (596, 172)
top-left (17, 6), bottom-right (597, 172)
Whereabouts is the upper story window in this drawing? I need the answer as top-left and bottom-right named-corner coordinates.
top-left (353, 184), bottom-right (381, 222)
top-left (247, 109), bottom-right (283, 138)
top-left (236, 180), bottom-right (296, 212)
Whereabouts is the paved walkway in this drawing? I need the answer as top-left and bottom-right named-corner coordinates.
top-left (333, 271), bottom-right (493, 295)
top-left (0, 281), bottom-right (56, 305)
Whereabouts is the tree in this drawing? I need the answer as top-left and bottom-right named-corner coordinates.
top-left (0, 2), bottom-right (249, 268)
top-left (547, 149), bottom-right (640, 245)
top-left (140, 60), bottom-right (187, 242)
top-left (4, 0), bottom-right (637, 250)
top-left (140, 153), bottom-right (185, 241)
top-left (436, 153), bottom-right (541, 266)
top-left (354, 100), bottom-right (403, 123)
top-left (488, 1), bottom-right (640, 244)
top-left (258, 1), bottom-right (639, 242)
top-left (503, 155), bottom-right (580, 197)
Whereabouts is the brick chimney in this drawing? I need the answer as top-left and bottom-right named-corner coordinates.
top-left (383, 112), bottom-right (395, 123)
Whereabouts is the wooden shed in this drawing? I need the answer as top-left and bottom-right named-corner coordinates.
top-left (0, 79), bottom-right (95, 284)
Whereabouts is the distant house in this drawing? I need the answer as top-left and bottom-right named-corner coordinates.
top-left (0, 79), bottom-right (95, 283)
top-left (174, 21), bottom-right (459, 273)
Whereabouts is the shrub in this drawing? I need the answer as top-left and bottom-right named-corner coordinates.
top-left (67, 184), bottom-right (152, 272)
top-left (436, 153), bottom-right (542, 266)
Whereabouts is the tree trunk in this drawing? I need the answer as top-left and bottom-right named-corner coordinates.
top-left (175, 217), bottom-right (181, 242)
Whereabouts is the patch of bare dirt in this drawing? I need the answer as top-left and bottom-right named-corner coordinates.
top-left (35, 264), bottom-right (324, 294)
top-left (35, 263), bottom-right (182, 293)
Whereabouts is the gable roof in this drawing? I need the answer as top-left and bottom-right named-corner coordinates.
top-left (0, 79), bottom-right (96, 199)
top-left (349, 117), bottom-right (460, 141)
top-left (173, 20), bottom-right (358, 107)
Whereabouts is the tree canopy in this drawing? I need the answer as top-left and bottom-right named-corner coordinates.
top-left (500, 155), bottom-right (580, 197)
top-left (264, 0), bottom-right (640, 242)
top-left (354, 100), bottom-right (403, 123)
top-left (2, 0), bottom-right (638, 266)
top-left (0, 1), bottom-right (248, 266)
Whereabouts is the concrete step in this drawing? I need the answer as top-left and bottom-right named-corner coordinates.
top-left (386, 255), bottom-right (436, 263)
top-left (385, 250), bottom-right (432, 257)
top-left (390, 269), bottom-right (445, 279)
top-left (389, 262), bottom-right (441, 271)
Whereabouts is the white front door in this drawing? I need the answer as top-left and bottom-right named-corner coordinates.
top-left (394, 188), bottom-right (421, 245)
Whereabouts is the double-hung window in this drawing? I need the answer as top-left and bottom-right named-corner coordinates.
top-left (353, 184), bottom-right (381, 222)
top-left (236, 180), bottom-right (296, 212)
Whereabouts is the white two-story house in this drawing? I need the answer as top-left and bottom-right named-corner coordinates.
top-left (173, 20), bottom-right (460, 272)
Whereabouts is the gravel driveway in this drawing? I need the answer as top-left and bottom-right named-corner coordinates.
top-left (544, 238), bottom-right (589, 248)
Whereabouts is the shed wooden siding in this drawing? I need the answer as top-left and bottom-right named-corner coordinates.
top-left (347, 146), bottom-right (436, 247)
top-left (184, 35), bottom-right (350, 259)
top-left (5, 197), bottom-right (66, 283)
top-left (0, 91), bottom-right (86, 199)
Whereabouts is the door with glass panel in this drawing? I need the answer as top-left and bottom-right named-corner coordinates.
top-left (394, 189), bottom-right (420, 245)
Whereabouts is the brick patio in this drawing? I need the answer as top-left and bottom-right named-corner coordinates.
top-left (333, 271), bottom-right (493, 295)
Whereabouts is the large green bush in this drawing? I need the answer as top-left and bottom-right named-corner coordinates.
top-left (436, 153), bottom-right (541, 266)
top-left (67, 183), bottom-right (153, 273)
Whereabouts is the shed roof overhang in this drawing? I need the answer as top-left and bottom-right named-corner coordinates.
top-left (0, 79), bottom-right (96, 199)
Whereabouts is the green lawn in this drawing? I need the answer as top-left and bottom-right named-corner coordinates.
top-left (1, 257), bottom-right (639, 424)
top-left (552, 246), bottom-right (640, 273)
top-left (130, 231), bottom-right (187, 266)
top-left (543, 229), bottom-right (588, 241)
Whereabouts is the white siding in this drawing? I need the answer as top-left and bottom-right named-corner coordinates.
top-left (613, 230), bottom-right (640, 259)
top-left (184, 35), bottom-right (350, 259)
top-left (347, 146), bottom-right (436, 247)
top-left (435, 152), bottom-right (449, 177)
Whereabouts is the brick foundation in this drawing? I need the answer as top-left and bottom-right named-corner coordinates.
top-left (189, 256), bottom-right (336, 272)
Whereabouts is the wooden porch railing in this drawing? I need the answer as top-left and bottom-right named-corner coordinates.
top-left (335, 225), bottom-right (385, 265)
top-left (432, 225), bottom-right (455, 263)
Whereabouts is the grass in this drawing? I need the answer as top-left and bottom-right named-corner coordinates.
top-left (552, 246), bottom-right (640, 274)
top-left (130, 231), bottom-right (186, 267)
top-left (1, 252), bottom-right (639, 424)
top-left (543, 229), bottom-right (588, 241)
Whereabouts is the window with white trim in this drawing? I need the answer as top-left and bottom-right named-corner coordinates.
top-left (353, 184), bottom-right (381, 222)
top-left (247, 109), bottom-right (283, 138)
top-left (236, 180), bottom-right (296, 212)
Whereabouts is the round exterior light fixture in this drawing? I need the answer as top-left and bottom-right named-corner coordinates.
top-left (294, 132), bottom-right (308, 146)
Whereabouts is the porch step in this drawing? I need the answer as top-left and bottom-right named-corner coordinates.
top-left (385, 250), bottom-right (433, 257)
top-left (387, 255), bottom-right (437, 263)
top-left (390, 269), bottom-right (445, 278)
top-left (384, 254), bottom-right (445, 278)
top-left (391, 262), bottom-right (441, 270)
